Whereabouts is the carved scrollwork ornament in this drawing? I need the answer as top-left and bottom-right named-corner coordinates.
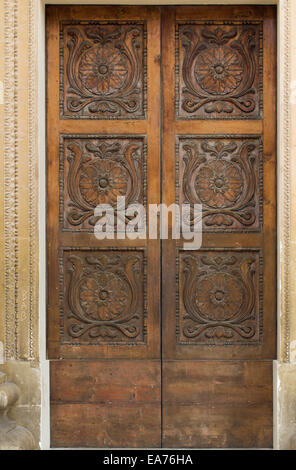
top-left (61, 136), bottom-right (145, 231)
top-left (176, 22), bottom-right (262, 119)
top-left (61, 22), bottom-right (147, 119)
top-left (178, 137), bottom-right (262, 231)
top-left (178, 251), bottom-right (263, 345)
top-left (61, 250), bottom-right (146, 344)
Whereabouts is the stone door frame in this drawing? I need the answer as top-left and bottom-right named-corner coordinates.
top-left (1, 0), bottom-right (295, 449)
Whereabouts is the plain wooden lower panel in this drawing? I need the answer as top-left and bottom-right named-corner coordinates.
top-left (51, 403), bottom-right (161, 448)
top-left (50, 360), bottom-right (161, 448)
top-left (50, 359), bottom-right (273, 448)
top-left (162, 360), bottom-right (273, 449)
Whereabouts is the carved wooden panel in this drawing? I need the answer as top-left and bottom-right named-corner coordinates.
top-left (60, 135), bottom-right (146, 231)
top-left (176, 136), bottom-right (262, 231)
top-left (60, 21), bottom-right (147, 119)
top-left (60, 248), bottom-right (147, 344)
top-left (176, 22), bottom-right (263, 119)
top-left (177, 249), bottom-right (263, 345)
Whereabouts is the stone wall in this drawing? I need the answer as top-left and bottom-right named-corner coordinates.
top-left (0, 0), bottom-right (40, 449)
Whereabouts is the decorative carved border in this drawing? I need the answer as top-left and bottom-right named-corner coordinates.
top-left (28, 0), bottom-right (38, 360)
top-left (58, 247), bottom-right (148, 346)
top-left (281, 0), bottom-right (291, 363)
top-left (4, 0), bottom-right (19, 360)
top-left (3, 0), bottom-right (39, 361)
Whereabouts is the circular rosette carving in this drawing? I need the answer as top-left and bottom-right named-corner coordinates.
top-left (78, 43), bottom-right (128, 95)
top-left (196, 160), bottom-right (243, 209)
top-left (79, 272), bottom-right (129, 321)
top-left (79, 159), bottom-right (129, 206)
top-left (195, 272), bottom-right (245, 322)
top-left (195, 46), bottom-right (244, 95)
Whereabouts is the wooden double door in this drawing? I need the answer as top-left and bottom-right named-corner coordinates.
top-left (47, 5), bottom-right (276, 448)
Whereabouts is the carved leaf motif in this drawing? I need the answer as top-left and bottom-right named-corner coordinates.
top-left (178, 251), bottom-right (262, 345)
top-left (61, 250), bottom-right (145, 343)
top-left (61, 22), bottom-right (146, 119)
top-left (178, 137), bottom-right (262, 231)
top-left (176, 22), bottom-right (262, 119)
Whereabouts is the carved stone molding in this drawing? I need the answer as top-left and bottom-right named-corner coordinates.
top-left (2, 0), bottom-right (39, 361)
top-left (279, 0), bottom-right (291, 363)
top-left (28, 0), bottom-right (38, 361)
top-left (3, 0), bottom-right (19, 360)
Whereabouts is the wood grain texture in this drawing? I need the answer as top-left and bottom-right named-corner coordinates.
top-left (47, 5), bottom-right (276, 449)
top-left (162, 5), bottom-right (276, 361)
top-left (162, 360), bottom-right (273, 448)
top-left (161, 5), bottom-right (276, 449)
top-left (51, 403), bottom-right (160, 448)
top-left (47, 5), bottom-right (161, 360)
top-left (50, 360), bottom-right (161, 403)
top-left (50, 360), bottom-right (161, 448)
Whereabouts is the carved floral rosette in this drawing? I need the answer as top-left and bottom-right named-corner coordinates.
top-left (177, 136), bottom-right (262, 231)
top-left (60, 136), bottom-right (146, 231)
top-left (61, 21), bottom-right (146, 119)
top-left (60, 249), bottom-right (146, 344)
top-left (177, 250), bottom-right (263, 345)
top-left (176, 22), bottom-right (262, 119)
